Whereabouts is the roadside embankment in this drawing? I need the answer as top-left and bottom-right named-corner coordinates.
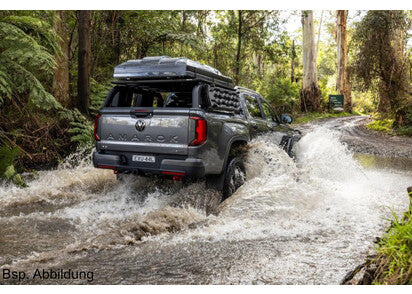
top-left (343, 187), bottom-right (412, 285)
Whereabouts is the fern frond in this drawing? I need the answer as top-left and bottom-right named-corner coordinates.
top-left (2, 15), bottom-right (60, 55)
top-left (0, 58), bottom-right (61, 110)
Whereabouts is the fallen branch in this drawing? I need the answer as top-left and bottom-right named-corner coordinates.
top-left (0, 127), bottom-right (33, 160)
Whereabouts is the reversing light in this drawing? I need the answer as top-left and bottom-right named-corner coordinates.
top-left (94, 114), bottom-right (101, 141)
top-left (189, 117), bottom-right (207, 146)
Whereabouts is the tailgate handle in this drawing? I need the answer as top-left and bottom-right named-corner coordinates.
top-left (131, 110), bottom-right (152, 118)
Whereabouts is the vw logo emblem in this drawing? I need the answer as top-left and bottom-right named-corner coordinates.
top-left (135, 120), bottom-right (146, 132)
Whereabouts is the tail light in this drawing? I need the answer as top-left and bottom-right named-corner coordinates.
top-left (94, 114), bottom-right (101, 141)
top-left (189, 117), bottom-right (207, 146)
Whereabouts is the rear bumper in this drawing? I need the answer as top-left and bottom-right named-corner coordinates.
top-left (92, 152), bottom-right (205, 178)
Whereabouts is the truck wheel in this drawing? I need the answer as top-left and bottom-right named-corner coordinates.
top-left (222, 157), bottom-right (246, 201)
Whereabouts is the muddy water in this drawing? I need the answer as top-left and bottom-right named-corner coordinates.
top-left (0, 126), bottom-right (411, 284)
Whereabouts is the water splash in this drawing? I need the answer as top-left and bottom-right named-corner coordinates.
top-left (0, 128), bottom-right (411, 284)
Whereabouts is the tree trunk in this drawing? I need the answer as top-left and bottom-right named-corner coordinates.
top-left (112, 11), bottom-right (122, 65)
top-left (316, 10), bottom-right (324, 60)
top-left (336, 10), bottom-right (352, 112)
top-left (379, 25), bottom-right (406, 114)
top-left (77, 10), bottom-right (91, 116)
top-left (253, 53), bottom-right (262, 76)
top-left (180, 11), bottom-right (187, 55)
top-left (291, 39), bottom-right (296, 83)
top-left (52, 11), bottom-right (70, 108)
top-left (300, 10), bottom-right (322, 112)
top-left (234, 10), bottom-right (243, 85)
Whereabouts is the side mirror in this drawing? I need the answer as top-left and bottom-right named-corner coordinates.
top-left (280, 114), bottom-right (293, 124)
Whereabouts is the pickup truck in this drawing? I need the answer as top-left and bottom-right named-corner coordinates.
top-left (93, 56), bottom-right (301, 199)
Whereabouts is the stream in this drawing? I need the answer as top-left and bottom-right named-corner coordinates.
top-left (0, 116), bottom-right (411, 284)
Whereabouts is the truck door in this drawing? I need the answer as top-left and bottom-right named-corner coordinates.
top-left (259, 97), bottom-right (295, 151)
top-left (259, 98), bottom-right (280, 131)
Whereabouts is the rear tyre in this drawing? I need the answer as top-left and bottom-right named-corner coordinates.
top-left (222, 157), bottom-right (246, 201)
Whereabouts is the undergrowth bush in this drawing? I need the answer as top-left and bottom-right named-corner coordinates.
top-left (373, 210), bottom-right (412, 284)
top-left (366, 118), bottom-right (395, 135)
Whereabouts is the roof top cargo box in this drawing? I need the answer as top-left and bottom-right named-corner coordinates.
top-left (113, 56), bottom-right (234, 89)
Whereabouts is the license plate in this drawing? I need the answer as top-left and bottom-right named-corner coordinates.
top-left (132, 155), bottom-right (155, 163)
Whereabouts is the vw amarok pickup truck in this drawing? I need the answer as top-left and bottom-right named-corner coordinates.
top-left (93, 56), bottom-right (300, 199)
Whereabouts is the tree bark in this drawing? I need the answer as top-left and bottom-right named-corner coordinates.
top-left (291, 39), bottom-right (296, 83)
top-left (379, 23), bottom-right (406, 114)
top-left (52, 11), bottom-right (70, 108)
top-left (234, 10), bottom-right (243, 85)
top-left (77, 10), bottom-right (91, 116)
top-left (112, 11), bottom-right (122, 65)
top-left (316, 10), bottom-right (324, 61)
top-left (336, 10), bottom-right (352, 112)
top-left (300, 10), bottom-right (321, 112)
top-left (253, 53), bottom-right (262, 76)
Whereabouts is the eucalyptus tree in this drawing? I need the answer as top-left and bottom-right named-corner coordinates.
top-left (300, 10), bottom-right (321, 112)
top-left (336, 10), bottom-right (351, 111)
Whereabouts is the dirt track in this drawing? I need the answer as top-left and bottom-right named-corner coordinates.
top-left (296, 115), bottom-right (412, 159)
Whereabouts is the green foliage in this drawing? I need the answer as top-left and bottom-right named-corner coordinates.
top-left (255, 76), bottom-right (300, 113)
top-left (209, 11), bottom-right (282, 86)
top-left (90, 11), bottom-right (204, 81)
top-left (68, 79), bottom-right (111, 148)
top-left (0, 12), bottom-right (78, 185)
top-left (0, 15), bottom-right (61, 111)
top-left (366, 112), bottom-right (412, 137)
top-left (89, 79), bottom-right (111, 117)
top-left (352, 90), bottom-right (377, 114)
top-left (293, 111), bottom-right (360, 124)
top-left (366, 118), bottom-right (396, 135)
top-left (0, 141), bottom-right (26, 187)
top-left (398, 125), bottom-right (412, 137)
top-left (350, 10), bottom-right (411, 112)
top-left (373, 210), bottom-right (412, 284)
top-left (3, 14), bottom-right (60, 55)
top-left (317, 39), bottom-right (339, 108)
top-left (68, 109), bottom-right (94, 148)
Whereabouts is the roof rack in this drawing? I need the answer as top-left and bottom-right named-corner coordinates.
top-left (113, 56), bottom-right (234, 89)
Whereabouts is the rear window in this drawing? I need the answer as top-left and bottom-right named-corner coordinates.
top-left (104, 85), bottom-right (193, 108)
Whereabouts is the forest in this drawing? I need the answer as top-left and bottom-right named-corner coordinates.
top-left (0, 10), bottom-right (411, 185)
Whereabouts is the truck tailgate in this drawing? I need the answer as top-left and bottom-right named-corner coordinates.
top-left (97, 108), bottom-right (191, 155)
